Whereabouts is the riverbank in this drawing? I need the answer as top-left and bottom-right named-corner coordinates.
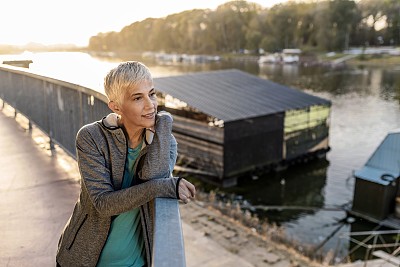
top-left (347, 54), bottom-right (400, 66)
top-left (317, 53), bottom-right (400, 67)
top-left (3, 49), bottom-right (400, 69)
top-left (225, 50), bottom-right (400, 67)
top-left (180, 198), bottom-right (324, 267)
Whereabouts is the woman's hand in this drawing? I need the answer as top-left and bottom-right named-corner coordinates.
top-left (178, 179), bottom-right (196, 204)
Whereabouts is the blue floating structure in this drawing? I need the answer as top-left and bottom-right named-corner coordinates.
top-left (352, 129), bottom-right (400, 221)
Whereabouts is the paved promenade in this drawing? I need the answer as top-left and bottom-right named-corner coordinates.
top-left (0, 109), bottom-right (252, 267)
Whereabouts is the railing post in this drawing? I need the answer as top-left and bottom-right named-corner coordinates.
top-left (364, 246), bottom-right (371, 267)
top-left (49, 130), bottom-right (55, 152)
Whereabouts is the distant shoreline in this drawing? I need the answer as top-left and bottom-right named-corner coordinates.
top-left (347, 55), bottom-right (400, 66)
top-left (2, 48), bottom-right (400, 68)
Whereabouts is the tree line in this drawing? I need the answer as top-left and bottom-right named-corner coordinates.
top-left (88, 0), bottom-right (400, 54)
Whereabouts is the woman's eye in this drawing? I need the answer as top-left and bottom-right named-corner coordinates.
top-left (133, 97), bottom-right (142, 101)
top-left (150, 92), bottom-right (157, 98)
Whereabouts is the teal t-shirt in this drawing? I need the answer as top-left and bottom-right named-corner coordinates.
top-left (97, 142), bottom-right (145, 267)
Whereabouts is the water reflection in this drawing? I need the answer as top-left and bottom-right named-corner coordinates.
top-left (27, 52), bottom-right (118, 92)
top-left (258, 63), bottom-right (299, 81)
top-left (230, 159), bottom-right (329, 224)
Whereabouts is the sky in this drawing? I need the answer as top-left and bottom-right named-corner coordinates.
top-left (0, 0), bottom-right (287, 46)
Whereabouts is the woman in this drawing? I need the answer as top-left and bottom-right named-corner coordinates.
top-left (56, 61), bottom-right (196, 266)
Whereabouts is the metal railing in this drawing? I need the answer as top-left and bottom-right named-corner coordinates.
top-left (0, 64), bottom-right (185, 267)
top-left (335, 229), bottom-right (400, 266)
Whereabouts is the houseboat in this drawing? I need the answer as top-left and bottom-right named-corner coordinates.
top-left (154, 69), bottom-right (331, 186)
top-left (351, 129), bottom-right (400, 228)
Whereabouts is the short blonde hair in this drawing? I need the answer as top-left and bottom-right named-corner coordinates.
top-left (104, 61), bottom-right (153, 104)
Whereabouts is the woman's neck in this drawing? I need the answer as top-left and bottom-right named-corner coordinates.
top-left (126, 128), bottom-right (143, 148)
top-left (118, 119), bottom-right (143, 148)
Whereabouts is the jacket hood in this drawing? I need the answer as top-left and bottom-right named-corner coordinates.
top-left (101, 113), bottom-right (154, 145)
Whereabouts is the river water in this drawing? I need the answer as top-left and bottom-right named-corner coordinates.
top-left (3, 51), bottom-right (400, 260)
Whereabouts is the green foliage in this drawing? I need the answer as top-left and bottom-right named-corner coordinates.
top-left (88, 0), bottom-right (400, 54)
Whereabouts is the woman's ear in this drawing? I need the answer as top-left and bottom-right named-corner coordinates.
top-left (108, 101), bottom-right (121, 115)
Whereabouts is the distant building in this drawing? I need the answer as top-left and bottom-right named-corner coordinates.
top-left (154, 69), bottom-right (331, 186)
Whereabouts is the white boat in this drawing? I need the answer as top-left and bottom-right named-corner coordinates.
top-left (258, 49), bottom-right (301, 64)
top-left (258, 53), bottom-right (280, 64)
top-left (282, 54), bottom-right (299, 64)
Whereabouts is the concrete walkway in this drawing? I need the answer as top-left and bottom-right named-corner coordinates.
top-left (0, 109), bottom-right (252, 267)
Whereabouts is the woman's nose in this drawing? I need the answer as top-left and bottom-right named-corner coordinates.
top-left (144, 96), bottom-right (154, 109)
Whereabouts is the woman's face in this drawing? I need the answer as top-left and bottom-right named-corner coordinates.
top-left (118, 80), bottom-right (157, 130)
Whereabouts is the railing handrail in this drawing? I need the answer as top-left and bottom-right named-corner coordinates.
top-left (340, 229), bottom-right (400, 237)
top-left (152, 198), bottom-right (186, 267)
top-left (0, 63), bottom-right (108, 103)
top-left (0, 64), bottom-right (186, 267)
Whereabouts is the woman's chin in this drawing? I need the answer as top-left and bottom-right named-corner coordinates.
top-left (144, 122), bottom-right (155, 129)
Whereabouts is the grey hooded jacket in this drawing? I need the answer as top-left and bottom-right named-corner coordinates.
top-left (56, 111), bottom-right (180, 267)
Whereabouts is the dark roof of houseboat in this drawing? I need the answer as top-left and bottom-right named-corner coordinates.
top-left (154, 69), bottom-right (331, 122)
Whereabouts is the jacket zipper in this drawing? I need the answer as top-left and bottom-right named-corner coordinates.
top-left (133, 140), bottom-right (151, 265)
top-left (94, 126), bottom-right (125, 264)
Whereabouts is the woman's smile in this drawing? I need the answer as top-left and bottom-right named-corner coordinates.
top-left (142, 111), bottom-right (156, 120)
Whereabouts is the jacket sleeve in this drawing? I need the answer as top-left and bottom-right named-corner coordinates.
top-left (76, 125), bottom-right (179, 217)
top-left (138, 111), bottom-right (176, 180)
top-left (169, 134), bottom-right (178, 176)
